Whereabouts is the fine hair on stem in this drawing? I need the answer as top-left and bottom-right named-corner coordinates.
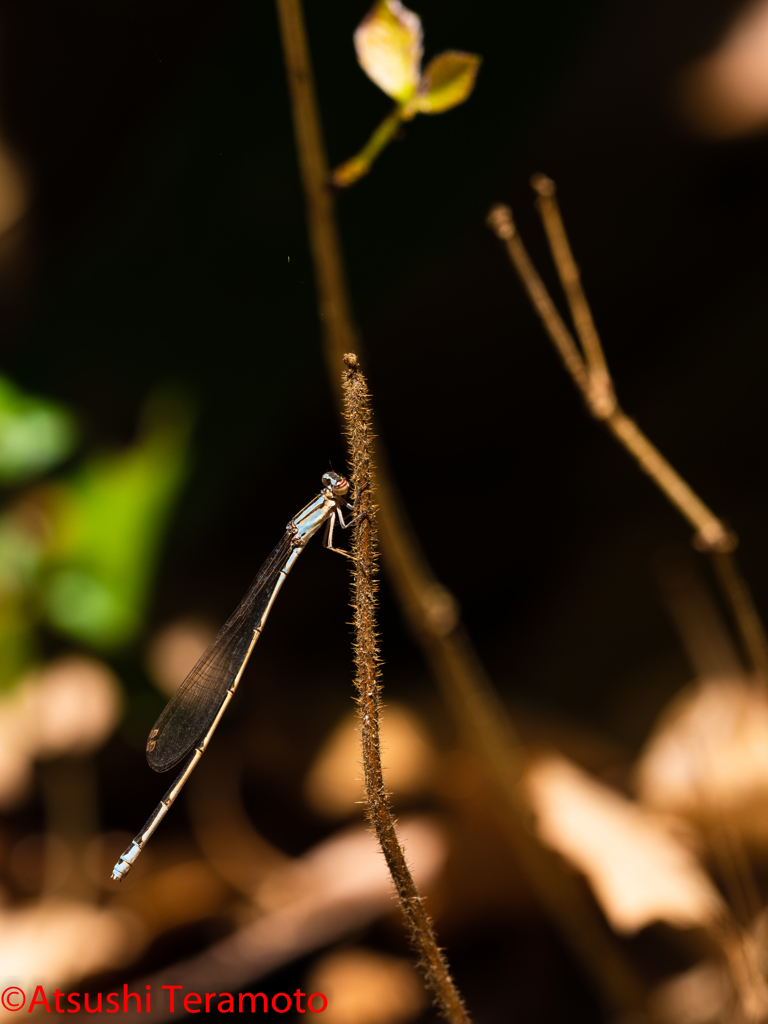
top-left (341, 353), bottom-right (471, 1024)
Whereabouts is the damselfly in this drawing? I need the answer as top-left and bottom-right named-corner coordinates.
top-left (112, 470), bottom-right (352, 881)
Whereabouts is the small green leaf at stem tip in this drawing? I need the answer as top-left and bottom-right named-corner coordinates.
top-left (354, 0), bottom-right (423, 103)
top-left (337, 4), bottom-right (480, 188)
top-left (414, 51), bottom-right (482, 115)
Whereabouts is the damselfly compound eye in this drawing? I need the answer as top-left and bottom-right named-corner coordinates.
top-left (325, 472), bottom-right (349, 496)
top-left (323, 471), bottom-right (348, 494)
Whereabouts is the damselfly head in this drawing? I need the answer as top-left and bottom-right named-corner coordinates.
top-left (322, 470), bottom-right (349, 497)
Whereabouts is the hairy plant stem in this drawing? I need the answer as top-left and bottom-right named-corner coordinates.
top-left (276, 1), bottom-right (649, 1014)
top-left (487, 193), bottom-right (768, 684)
top-left (342, 354), bottom-right (470, 1024)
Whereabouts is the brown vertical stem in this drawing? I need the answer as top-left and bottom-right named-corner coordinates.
top-left (711, 551), bottom-right (768, 684)
top-left (277, 7), bottom-right (649, 1014)
top-left (342, 355), bottom-right (470, 1024)
top-left (275, 0), bottom-right (359, 400)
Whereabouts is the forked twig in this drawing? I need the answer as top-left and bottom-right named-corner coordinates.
top-left (488, 186), bottom-right (768, 683)
top-left (486, 200), bottom-right (730, 551)
top-left (342, 354), bottom-right (470, 1024)
top-left (529, 173), bottom-right (611, 401)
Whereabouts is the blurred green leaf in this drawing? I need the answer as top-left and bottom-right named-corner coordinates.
top-left (354, 0), bottom-right (423, 103)
top-left (0, 598), bottom-right (37, 691)
top-left (0, 510), bottom-right (48, 689)
top-left (42, 392), bottom-right (192, 649)
top-left (0, 376), bottom-right (77, 485)
top-left (415, 51), bottom-right (482, 115)
top-left (0, 513), bottom-right (42, 597)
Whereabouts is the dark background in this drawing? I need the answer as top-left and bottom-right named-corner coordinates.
top-left (0, 0), bottom-right (766, 1019)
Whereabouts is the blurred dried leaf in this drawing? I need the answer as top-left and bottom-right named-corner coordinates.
top-left (257, 816), bottom-right (445, 915)
top-left (526, 754), bottom-right (724, 934)
top-left (118, 860), bottom-right (232, 937)
top-left (118, 818), bottom-right (447, 1015)
top-left (0, 655), bottom-right (121, 809)
top-left (307, 947), bottom-right (427, 1024)
top-left (678, 0), bottom-right (768, 138)
top-left (25, 655), bottom-right (122, 758)
top-left (648, 961), bottom-right (729, 1024)
top-left (635, 677), bottom-right (768, 843)
top-left (304, 703), bottom-right (436, 818)
top-left (0, 900), bottom-right (142, 1012)
top-left (354, 0), bottom-right (423, 102)
top-left (416, 51), bottom-right (481, 114)
top-left (146, 618), bottom-right (216, 697)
